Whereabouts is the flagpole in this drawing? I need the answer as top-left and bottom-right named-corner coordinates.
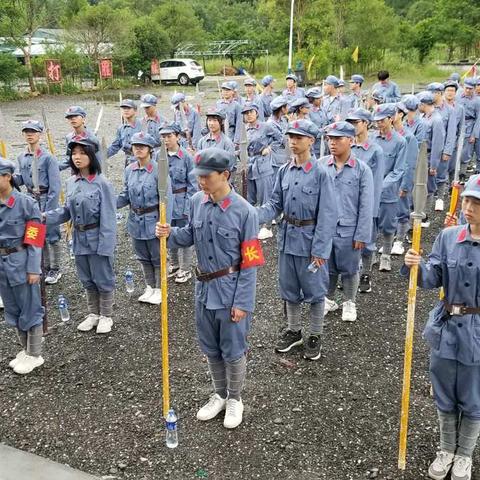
top-left (288, 0), bottom-right (295, 73)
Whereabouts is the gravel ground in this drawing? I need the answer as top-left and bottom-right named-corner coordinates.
top-left (0, 81), bottom-right (475, 480)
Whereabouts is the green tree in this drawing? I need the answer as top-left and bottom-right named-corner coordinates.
top-left (152, 1), bottom-right (207, 57)
top-left (66, 3), bottom-right (134, 75)
top-left (0, 0), bottom-right (55, 92)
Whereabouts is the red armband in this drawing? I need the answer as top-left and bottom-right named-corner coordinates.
top-left (23, 221), bottom-right (46, 248)
top-left (240, 239), bottom-right (265, 269)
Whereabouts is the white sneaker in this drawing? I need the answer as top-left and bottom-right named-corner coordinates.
top-left (96, 316), bottom-right (113, 334)
top-left (451, 454), bottom-right (472, 480)
top-left (167, 265), bottom-right (180, 278)
top-left (435, 198), bottom-right (444, 212)
top-left (379, 254), bottom-right (392, 272)
top-left (77, 314), bottom-right (99, 332)
top-left (0, 296), bottom-right (3, 308)
top-left (197, 393), bottom-right (227, 421)
top-left (223, 398), bottom-right (244, 429)
top-left (428, 451), bottom-right (454, 480)
top-left (13, 354), bottom-right (44, 375)
top-left (324, 297), bottom-right (339, 315)
top-left (175, 269), bottom-right (192, 284)
top-left (258, 227), bottom-right (273, 240)
top-left (9, 350), bottom-right (26, 369)
top-left (391, 240), bottom-right (405, 256)
top-left (138, 286), bottom-right (154, 303)
top-left (146, 288), bottom-right (162, 305)
top-left (342, 301), bottom-right (357, 322)
top-left (45, 269), bottom-right (62, 285)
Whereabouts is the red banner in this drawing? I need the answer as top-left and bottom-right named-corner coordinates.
top-left (23, 221), bottom-right (47, 248)
top-left (99, 58), bottom-right (113, 79)
top-left (45, 59), bottom-right (62, 84)
top-left (151, 58), bottom-right (160, 76)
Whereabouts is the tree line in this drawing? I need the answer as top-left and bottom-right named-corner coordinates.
top-left (0, 0), bottom-right (479, 93)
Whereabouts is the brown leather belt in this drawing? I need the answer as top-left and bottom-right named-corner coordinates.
top-left (195, 265), bottom-right (240, 282)
top-left (75, 222), bottom-right (100, 232)
top-left (173, 187), bottom-right (187, 194)
top-left (131, 205), bottom-right (158, 215)
top-left (444, 301), bottom-right (480, 316)
top-left (283, 214), bottom-right (316, 227)
top-left (0, 245), bottom-right (25, 256)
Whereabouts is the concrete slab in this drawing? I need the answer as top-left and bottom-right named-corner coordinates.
top-left (0, 444), bottom-right (101, 480)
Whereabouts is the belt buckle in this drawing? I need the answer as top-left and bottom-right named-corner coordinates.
top-left (450, 305), bottom-right (463, 316)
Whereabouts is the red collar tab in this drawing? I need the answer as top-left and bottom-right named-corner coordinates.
top-left (363, 142), bottom-right (369, 149)
top-left (194, 153), bottom-right (202, 165)
top-left (398, 128), bottom-right (405, 137)
top-left (178, 149), bottom-right (184, 158)
top-left (327, 157), bottom-right (334, 166)
top-left (347, 157), bottom-right (356, 167)
top-left (457, 227), bottom-right (468, 243)
top-left (201, 193), bottom-right (209, 203)
top-left (219, 197), bottom-right (232, 211)
top-left (5, 195), bottom-right (16, 208)
top-left (385, 131), bottom-right (393, 141)
top-left (73, 132), bottom-right (87, 141)
top-left (304, 161), bottom-right (313, 172)
top-left (76, 174), bottom-right (96, 182)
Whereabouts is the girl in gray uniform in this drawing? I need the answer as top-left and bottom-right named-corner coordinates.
top-left (117, 132), bottom-right (173, 305)
top-left (0, 158), bottom-right (45, 374)
top-left (45, 138), bottom-right (117, 334)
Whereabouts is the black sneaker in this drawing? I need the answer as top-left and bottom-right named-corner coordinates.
top-left (275, 329), bottom-right (303, 353)
top-left (303, 335), bottom-right (322, 361)
top-left (359, 274), bottom-right (372, 293)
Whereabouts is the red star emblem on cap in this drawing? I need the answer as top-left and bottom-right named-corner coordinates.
top-left (332, 123), bottom-right (337, 129)
top-left (194, 153), bottom-right (201, 164)
top-left (293, 121), bottom-right (299, 128)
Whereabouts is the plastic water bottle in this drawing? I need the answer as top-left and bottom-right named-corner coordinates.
top-left (165, 409), bottom-right (178, 448)
top-left (68, 240), bottom-right (74, 260)
top-left (125, 270), bottom-right (134, 293)
top-left (307, 261), bottom-right (318, 274)
top-left (58, 295), bottom-right (70, 322)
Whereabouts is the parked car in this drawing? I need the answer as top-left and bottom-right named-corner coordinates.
top-left (152, 59), bottom-right (204, 86)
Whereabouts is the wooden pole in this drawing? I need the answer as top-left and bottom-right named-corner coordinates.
top-left (157, 144), bottom-right (170, 417)
top-left (398, 141), bottom-right (428, 470)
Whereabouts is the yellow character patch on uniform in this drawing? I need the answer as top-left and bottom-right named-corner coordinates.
top-left (23, 221), bottom-right (46, 248)
top-left (240, 239), bottom-right (265, 269)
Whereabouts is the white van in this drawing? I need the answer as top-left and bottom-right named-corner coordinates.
top-left (154, 59), bottom-right (205, 86)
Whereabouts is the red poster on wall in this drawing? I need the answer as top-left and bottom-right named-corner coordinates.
top-left (151, 58), bottom-right (160, 76)
top-left (45, 59), bottom-right (62, 83)
top-left (99, 58), bottom-right (113, 79)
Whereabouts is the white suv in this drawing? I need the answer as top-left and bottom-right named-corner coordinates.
top-left (156, 59), bottom-right (205, 86)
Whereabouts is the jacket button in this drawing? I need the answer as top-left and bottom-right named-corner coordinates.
top-left (458, 323), bottom-right (463, 327)
top-left (208, 239), bottom-right (212, 243)
top-left (208, 256), bottom-right (213, 260)
top-left (465, 282), bottom-right (470, 287)
top-left (473, 242), bottom-right (479, 247)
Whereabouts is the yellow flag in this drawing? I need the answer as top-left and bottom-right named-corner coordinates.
top-left (352, 46), bottom-right (359, 63)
